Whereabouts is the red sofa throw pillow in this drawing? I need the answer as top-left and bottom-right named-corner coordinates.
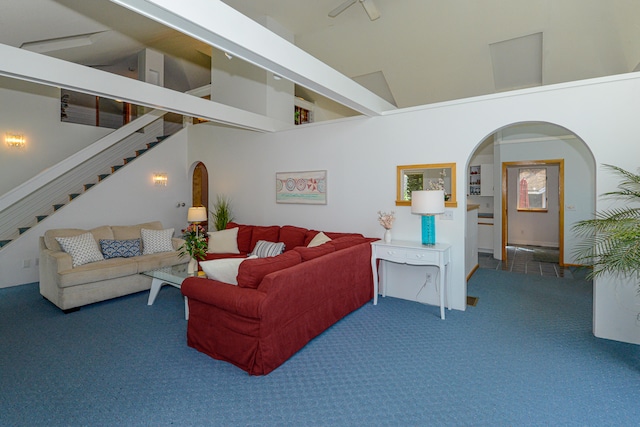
top-left (279, 225), bottom-right (309, 251)
top-left (249, 226), bottom-right (280, 252)
top-left (303, 230), bottom-right (363, 246)
top-left (237, 250), bottom-right (302, 289)
top-left (226, 222), bottom-right (253, 253)
top-left (293, 243), bottom-right (336, 261)
top-left (327, 236), bottom-right (369, 251)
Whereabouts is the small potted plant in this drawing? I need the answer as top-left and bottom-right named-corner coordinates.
top-left (210, 195), bottom-right (235, 231)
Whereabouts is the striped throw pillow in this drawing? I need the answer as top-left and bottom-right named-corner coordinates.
top-left (250, 240), bottom-right (285, 258)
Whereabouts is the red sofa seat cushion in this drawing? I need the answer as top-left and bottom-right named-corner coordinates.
top-left (226, 222), bottom-right (253, 253)
top-left (293, 243), bottom-right (336, 261)
top-left (279, 225), bottom-right (308, 251)
top-left (203, 253), bottom-right (247, 261)
top-left (237, 250), bottom-right (302, 289)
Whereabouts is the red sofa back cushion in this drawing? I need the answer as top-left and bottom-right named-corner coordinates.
top-left (226, 222), bottom-right (253, 253)
top-left (249, 226), bottom-right (280, 252)
top-left (279, 225), bottom-right (309, 251)
top-left (293, 243), bottom-right (336, 261)
top-left (237, 250), bottom-right (302, 289)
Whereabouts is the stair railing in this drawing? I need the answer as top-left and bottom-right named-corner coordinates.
top-left (0, 109), bottom-right (168, 245)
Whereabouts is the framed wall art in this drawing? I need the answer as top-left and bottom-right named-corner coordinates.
top-left (276, 170), bottom-right (327, 204)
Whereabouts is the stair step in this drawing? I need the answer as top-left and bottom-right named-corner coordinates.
top-left (146, 141), bottom-right (160, 149)
top-left (123, 157), bottom-right (136, 164)
top-left (0, 240), bottom-right (11, 248)
top-left (84, 183), bottom-right (95, 191)
top-left (156, 135), bottom-right (169, 142)
top-left (98, 174), bottom-right (110, 181)
top-left (69, 193), bottom-right (80, 201)
top-left (135, 148), bottom-right (148, 156)
top-left (18, 227), bottom-right (30, 235)
top-left (36, 215), bottom-right (48, 222)
top-left (111, 164), bottom-right (124, 172)
top-left (53, 204), bottom-right (64, 211)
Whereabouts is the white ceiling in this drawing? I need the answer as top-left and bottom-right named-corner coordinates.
top-left (2, 0), bottom-right (640, 109)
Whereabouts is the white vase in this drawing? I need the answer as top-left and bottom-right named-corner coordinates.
top-left (384, 229), bottom-right (392, 243)
top-left (187, 257), bottom-right (198, 275)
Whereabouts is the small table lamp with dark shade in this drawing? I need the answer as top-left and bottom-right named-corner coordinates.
top-left (411, 190), bottom-right (445, 245)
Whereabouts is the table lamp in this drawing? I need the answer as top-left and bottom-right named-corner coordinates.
top-left (411, 190), bottom-right (445, 245)
top-left (187, 206), bottom-right (207, 238)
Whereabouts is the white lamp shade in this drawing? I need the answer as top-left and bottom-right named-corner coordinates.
top-left (187, 206), bottom-right (207, 222)
top-left (411, 190), bottom-right (445, 215)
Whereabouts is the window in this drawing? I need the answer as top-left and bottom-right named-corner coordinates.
top-left (396, 163), bottom-right (457, 207)
top-left (518, 168), bottom-right (547, 211)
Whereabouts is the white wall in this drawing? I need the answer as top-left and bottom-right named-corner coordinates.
top-left (189, 73), bottom-right (640, 345)
top-left (0, 77), bottom-right (112, 195)
top-left (0, 130), bottom-right (190, 288)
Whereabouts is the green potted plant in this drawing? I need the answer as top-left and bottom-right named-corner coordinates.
top-left (573, 164), bottom-right (640, 279)
top-left (210, 195), bottom-right (234, 231)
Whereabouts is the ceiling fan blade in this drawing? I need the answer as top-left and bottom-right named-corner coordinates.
top-left (360, 0), bottom-right (380, 21)
top-left (328, 0), bottom-right (357, 18)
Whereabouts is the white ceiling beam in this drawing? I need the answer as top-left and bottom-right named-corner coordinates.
top-left (0, 43), bottom-right (290, 133)
top-left (109, 0), bottom-right (397, 116)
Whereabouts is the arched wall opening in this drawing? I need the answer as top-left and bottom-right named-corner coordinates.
top-left (466, 121), bottom-right (596, 275)
top-left (188, 161), bottom-right (209, 230)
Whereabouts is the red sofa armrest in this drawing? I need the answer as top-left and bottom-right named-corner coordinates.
top-left (181, 277), bottom-right (265, 319)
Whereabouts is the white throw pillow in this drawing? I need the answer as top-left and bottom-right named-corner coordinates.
top-left (200, 255), bottom-right (257, 285)
top-left (141, 228), bottom-right (175, 255)
top-left (250, 240), bottom-right (285, 258)
top-left (307, 231), bottom-right (332, 247)
top-left (207, 227), bottom-right (240, 254)
top-left (55, 232), bottom-right (105, 267)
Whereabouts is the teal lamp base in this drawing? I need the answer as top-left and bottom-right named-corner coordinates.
top-left (421, 215), bottom-right (436, 245)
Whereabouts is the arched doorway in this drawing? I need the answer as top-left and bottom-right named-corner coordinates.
top-left (467, 121), bottom-right (595, 275)
top-left (192, 162), bottom-right (209, 229)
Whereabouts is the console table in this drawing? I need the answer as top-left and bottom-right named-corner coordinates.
top-left (371, 240), bottom-right (451, 319)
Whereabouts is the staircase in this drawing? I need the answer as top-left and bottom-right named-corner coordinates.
top-left (0, 111), bottom-right (174, 250)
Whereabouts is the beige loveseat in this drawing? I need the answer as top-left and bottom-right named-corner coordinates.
top-left (39, 221), bottom-right (184, 312)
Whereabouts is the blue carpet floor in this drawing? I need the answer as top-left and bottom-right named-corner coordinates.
top-left (1, 269), bottom-right (639, 426)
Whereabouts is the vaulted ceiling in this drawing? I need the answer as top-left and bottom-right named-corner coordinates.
top-left (3, 0), bottom-right (640, 111)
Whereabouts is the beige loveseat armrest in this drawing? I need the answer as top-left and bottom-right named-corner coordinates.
top-left (39, 237), bottom-right (74, 309)
top-left (172, 237), bottom-right (186, 251)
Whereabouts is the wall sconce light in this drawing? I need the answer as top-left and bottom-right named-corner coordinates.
top-left (5, 133), bottom-right (26, 149)
top-left (153, 173), bottom-right (168, 186)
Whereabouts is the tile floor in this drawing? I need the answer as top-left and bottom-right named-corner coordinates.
top-left (478, 245), bottom-right (574, 278)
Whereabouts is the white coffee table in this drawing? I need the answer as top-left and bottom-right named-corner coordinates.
top-left (142, 263), bottom-right (194, 319)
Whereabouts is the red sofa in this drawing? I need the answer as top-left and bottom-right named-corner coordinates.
top-left (181, 223), bottom-right (375, 375)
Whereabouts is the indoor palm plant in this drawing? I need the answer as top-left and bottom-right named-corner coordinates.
top-left (210, 195), bottom-right (234, 231)
top-left (572, 164), bottom-right (640, 279)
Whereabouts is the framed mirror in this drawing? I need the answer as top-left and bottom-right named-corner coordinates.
top-left (396, 163), bottom-right (457, 207)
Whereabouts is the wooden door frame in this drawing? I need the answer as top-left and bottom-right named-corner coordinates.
top-left (501, 159), bottom-right (564, 265)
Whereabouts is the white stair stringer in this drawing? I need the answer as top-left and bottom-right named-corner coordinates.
top-left (0, 111), bottom-right (169, 249)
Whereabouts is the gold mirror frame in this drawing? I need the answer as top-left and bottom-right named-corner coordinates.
top-left (396, 162), bottom-right (457, 207)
